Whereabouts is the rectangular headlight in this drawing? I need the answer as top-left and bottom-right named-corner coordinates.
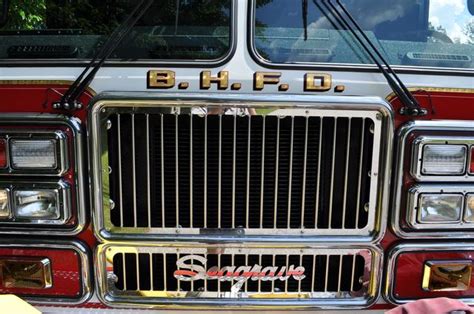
top-left (13, 190), bottom-right (60, 220)
top-left (465, 194), bottom-right (474, 223)
top-left (418, 193), bottom-right (463, 223)
top-left (10, 139), bottom-right (57, 169)
top-left (0, 189), bottom-right (10, 219)
top-left (421, 145), bottom-right (467, 175)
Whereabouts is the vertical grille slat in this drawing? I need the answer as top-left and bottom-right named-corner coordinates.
top-left (106, 108), bottom-right (380, 236)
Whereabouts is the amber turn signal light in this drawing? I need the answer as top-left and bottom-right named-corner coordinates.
top-left (423, 260), bottom-right (472, 292)
top-left (0, 257), bottom-right (52, 289)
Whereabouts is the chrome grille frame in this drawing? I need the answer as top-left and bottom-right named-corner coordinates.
top-left (96, 242), bottom-right (382, 309)
top-left (90, 93), bottom-right (393, 243)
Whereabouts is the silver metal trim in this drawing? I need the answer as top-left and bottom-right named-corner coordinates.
top-left (411, 136), bottom-right (474, 181)
top-left (0, 130), bottom-right (68, 176)
top-left (89, 93), bottom-right (393, 244)
top-left (96, 242), bottom-right (383, 309)
top-left (0, 239), bottom-right (92, 305)
top-left (393, 120), bottom-right (474, 239)
top-left (0, 114), bottom-right (86, 236)
top-left (384, 242), bottom-right (474, 305)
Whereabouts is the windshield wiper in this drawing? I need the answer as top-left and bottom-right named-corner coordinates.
top-left (307, 0), bottom-right (426, 116)
top-left (54, 0), bottom-right (153, 110)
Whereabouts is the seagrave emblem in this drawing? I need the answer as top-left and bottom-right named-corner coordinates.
top-left (174, 254), bottom-right (306, 293)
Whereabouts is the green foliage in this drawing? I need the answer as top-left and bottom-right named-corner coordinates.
top-left (3, 0), bottom-right (46, 30)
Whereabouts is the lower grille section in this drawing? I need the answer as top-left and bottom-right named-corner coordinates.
top-left (97, 244), bottom-right (381, 308)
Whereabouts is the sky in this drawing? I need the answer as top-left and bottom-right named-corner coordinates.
top-left (429, 0), bottom-right (473, 43)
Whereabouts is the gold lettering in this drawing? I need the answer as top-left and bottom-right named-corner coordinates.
top-left (254, 72), bottom-right (281, 90)
top-left (200, 71), bottom-right (229, 90)
top-left (148, 70), bottom-right (175, 89)
top-left (304, 73), bottom-right (332, 92)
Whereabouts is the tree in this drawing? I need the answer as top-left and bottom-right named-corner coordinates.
top-left (2, 0), bottom-right (46, 30)
top-left (463, 19), bottom-right (474, 44)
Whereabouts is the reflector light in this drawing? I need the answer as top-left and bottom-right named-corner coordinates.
top-left (13, 190), bottom-right (60, 220)
top-left (386, 244), bottom-right (474, 305)
top-left (418, 194), bottom-right (463, 223)
top-left (0, 257), bottom-right (52, 289)
top-left (0, 190), bottom-right (10, 219)
top-left (422, 145), bottom-right (467, 175)
top-left (423, 260), bottom-right (472, 291)
top-left (0, 139), bottom-right (6, 168)
top-left (0, 241), bottom-right (92, 304)
top-left (10, 139), bottom-right (57, 169)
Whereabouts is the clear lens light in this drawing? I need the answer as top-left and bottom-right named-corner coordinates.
top-left (465, 194), bottom-right (474, 223)
top-left (0, 190), bottom-right (10, 219)
top-left (422, 145), bottom-right (467, 175)
top-left (10, 139), bottom-right (57, 169)
top-left (13, 190), bottom-right (60, 219)
top-left (418, 194), bottom-right (463, 223)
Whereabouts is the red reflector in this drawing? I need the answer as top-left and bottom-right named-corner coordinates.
top-left (470, 146), bottom-right (474, 174)
top-left (0, 139), bottom-right (6, 168)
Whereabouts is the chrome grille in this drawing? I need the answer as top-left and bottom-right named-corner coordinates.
top-left (97, 244), bottom-right (380, 308)
top-left (91, 98), bottom-right (391, 241)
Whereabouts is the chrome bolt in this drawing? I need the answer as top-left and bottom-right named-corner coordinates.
top-left (107, 119), bottom-right (112, 130)
top-left (110, 199), bottom-right (115, 210)
top-left (364, 203), bottom-right (369, 212)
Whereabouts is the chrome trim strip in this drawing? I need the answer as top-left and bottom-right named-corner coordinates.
top-left (384, 242), bottom-right (474, 305)
top-left (411, 136), bottom-right (474, 182)
top-left (0, 239), bottom-right (92, 305)
top-left (89, 93), bottom-right (393, 243)
top-left (392, 120), bottom-right (474, 239)
top-left (0, 114), bottom-right (86, 236)
top-left (96, 242), bottom-right (383, 309)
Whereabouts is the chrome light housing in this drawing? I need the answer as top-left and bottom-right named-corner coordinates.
top-left (0, 181), bottom-right (71, 225)
top-left (411, 136), bottom-right (474, 182)
top-left (0, 115), bottom-right (86, 235)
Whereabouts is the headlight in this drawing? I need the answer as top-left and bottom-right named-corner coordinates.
top-left (411, 136), bottom-right (473, 182)
top-left (418, 194), bottom-right (463, 223)
top-left (421, 145), bottom-right (467, 175)
top-left (13, 190), bottom-right (60, 220)
top-left (0, 182), bottom-right (70, 225)
top-left (0, 189), bottom-right (10, 219)
top-left (407, 186), bottom-right (474, 229)
top-left (10, 139), bottom-right (57, 169)
top-left (465, 194), bottom-right (474, 223)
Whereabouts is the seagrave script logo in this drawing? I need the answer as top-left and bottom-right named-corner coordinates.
top-left (174, 254), bottom-right (306, 292)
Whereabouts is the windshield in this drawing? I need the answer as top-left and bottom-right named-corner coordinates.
top-left (0, 0), bottom-right (231, 61)
top-left (254, 0), bottom-right (474, 70)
